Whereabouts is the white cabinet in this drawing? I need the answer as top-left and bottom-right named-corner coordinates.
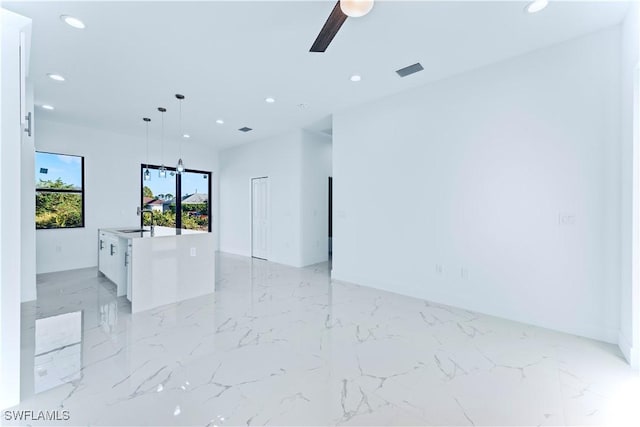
top-left (98, 231), bottom-right (129, 297)
top-left (125, 241), bottom-right (132, 302)
top-left (98, 231), bottom-right (108, 274)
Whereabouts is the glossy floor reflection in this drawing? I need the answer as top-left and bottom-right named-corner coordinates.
top-left (5, 252), bottom-right (640, 426)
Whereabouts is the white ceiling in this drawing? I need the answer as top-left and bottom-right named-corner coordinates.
top-left (4, 0), bottom-right (631, 149)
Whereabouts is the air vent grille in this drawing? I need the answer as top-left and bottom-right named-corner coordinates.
top-left (238, 127), bottom-right (253, 133)
top-left (396, 62), bottom-right (424, 78)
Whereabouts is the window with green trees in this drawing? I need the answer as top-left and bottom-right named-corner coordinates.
top-left (141, 165), bottom-right (211, 232)
top-left (35, 152), bottom-right (84, 229)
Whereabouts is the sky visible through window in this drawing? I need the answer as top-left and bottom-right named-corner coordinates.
top-left (181, 171), bottom-right (208, 196)
top-left (143, 168), bottom-right (208, 198)
top-left (35, 153), bottom-right (82, 189)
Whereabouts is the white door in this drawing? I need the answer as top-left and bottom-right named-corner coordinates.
top-left (251, 177), bottom-right (269, 259)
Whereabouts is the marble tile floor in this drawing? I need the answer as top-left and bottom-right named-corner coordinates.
top-left (3, 252), bottom-right (640, 426)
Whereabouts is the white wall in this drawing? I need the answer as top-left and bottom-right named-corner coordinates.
top-left (219, 129), bottom-right (331, 267)
top-left (1, 8), bottom-right (31, 410)
top-left (219, 131), bottom-right (303, 266)
top-left (34, 119), bottom-right (219, 274)
top-left (301, 131), bottom-right (332, 266)
top-left (620, 3), bottom-right (640, 367)
top-left (333, 27), bottom-right (621, 343)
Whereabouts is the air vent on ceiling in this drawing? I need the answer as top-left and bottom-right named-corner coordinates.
top-left (396, 62), bottom-right (424, 78)
top-left (238, 127), bottom-right (253, 133)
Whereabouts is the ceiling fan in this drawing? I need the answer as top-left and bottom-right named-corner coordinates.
top-left (310, 0), bottom-right (374, 52)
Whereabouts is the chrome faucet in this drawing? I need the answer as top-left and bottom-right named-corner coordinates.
top-left (141, 209), bottom-right (155, 235)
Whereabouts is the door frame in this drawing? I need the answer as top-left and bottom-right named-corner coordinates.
top-left (629, 63), bottom-right (640, 368)
top-left (251, 176), bottom-right (269, 260)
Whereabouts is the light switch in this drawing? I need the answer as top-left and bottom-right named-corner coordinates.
top-left (559, 213), bottom-right (576, 226)
top-left (190, 248), bottom-right (196, 257)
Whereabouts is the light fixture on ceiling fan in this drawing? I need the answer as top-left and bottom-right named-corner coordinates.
top-left (310, 0), bottom-right (374, 53)
top-left (340, 0), bottom-right (374, 17)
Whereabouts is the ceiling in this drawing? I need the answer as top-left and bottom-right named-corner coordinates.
top-left (3, 0), bottom-right (631, 149)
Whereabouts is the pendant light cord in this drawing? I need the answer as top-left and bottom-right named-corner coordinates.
top-left (179, 99), bottom-right (183, 158)
top-left (145, 121), bottom-right (149, 168)
top-left (161, 110), bottom-right (165, 164)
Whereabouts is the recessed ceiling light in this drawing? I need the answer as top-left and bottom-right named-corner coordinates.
top-left (265, 97), bottom-right (275, 103)
top-left (525, 0), bottom-right (549, 14)
top-left (216, 119), bottom-right (224, 125)
top-left (183, 134), bottom-right (190, 139)
top-left (60, 15), bottom-right (86, 29)
top-left (41, 105), bottom-right (55, 110)
top-left (47, 73), bottom-right (65, 81)
top-left (350, 74), bottom-right (362, 82)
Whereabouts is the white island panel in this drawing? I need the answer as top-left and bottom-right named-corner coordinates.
top-left (130, 231), bottom-right (215, 313)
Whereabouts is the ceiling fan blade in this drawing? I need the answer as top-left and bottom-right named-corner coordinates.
top-left (310, 1), bottom-right (348, 53)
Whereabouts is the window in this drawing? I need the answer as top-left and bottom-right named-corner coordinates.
top-left (141, 166), bottom-right (178, 229)
top-left (35, 152), bottom-right (84, 229)
top-left (140, 165), bottom-right (211, 232)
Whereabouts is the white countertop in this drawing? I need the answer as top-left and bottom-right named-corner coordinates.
top-left (100, 226), bottom-right (209, 239)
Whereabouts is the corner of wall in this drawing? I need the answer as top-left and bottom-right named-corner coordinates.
top-left (619, 330), bottom-right (639, 369)
top-left (621, 0), bottom-right (640, 369)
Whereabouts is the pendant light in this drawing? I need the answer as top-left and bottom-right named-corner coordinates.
top-left (143, 117), bottom-right (151, 181)
top-left (158, 107), bottom-right (167, 178)
top-left (175, 94), bottom-right (185, 174)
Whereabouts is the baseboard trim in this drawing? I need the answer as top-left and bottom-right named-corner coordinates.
top-left (331, 270), bottom-right (619, 345)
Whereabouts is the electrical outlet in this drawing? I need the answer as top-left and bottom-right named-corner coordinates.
top-left (435, 264), bottom-right (444, 274)
top-left (55, 246), bottom-right (62, 253)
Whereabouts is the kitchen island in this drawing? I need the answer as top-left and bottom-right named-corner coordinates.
top-left (98, 226), bottom-right (215, 313)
